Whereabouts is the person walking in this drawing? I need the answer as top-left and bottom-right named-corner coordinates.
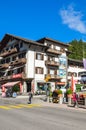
top-left (28, 91), bottom-right (33, 104)
top-left (72, 92), bottom-right (79, 108)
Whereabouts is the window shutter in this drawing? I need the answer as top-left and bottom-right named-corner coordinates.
top-left (41, 54), bottom-right (44, 60)
top-left (35, 67), bottom-right (37, 74)
top-left (48, 69), bottom-right (50, 74)
top-left (54, 70), bottom-right (57, 75)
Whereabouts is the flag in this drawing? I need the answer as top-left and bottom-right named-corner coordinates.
top-left (71, 74), bottom-right (76, 92)
top-left (83, 58), bottom-right (86, 69)
top-left (82, 42), bottom-right (86, 69)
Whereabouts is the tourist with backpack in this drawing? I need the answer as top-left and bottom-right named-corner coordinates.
top-left (28, 91), bottom-right (33, 104)
top-left (72, 92), bottom-right (79, 108)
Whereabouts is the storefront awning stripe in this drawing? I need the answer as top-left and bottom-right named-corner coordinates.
top-left (2, 81), bottom-right (20, 87)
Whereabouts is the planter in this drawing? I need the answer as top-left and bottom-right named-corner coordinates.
top-left (49, 97), bottom-right (52, 102)
top-left (67, 94), bottom-right (72, 98)
top-left (83, 94), bottom-right (86, 98)
top-left (67, 94), bottom-right (72, 105)
top-left (58, 94), bottom-right (63, 97)
top-left (59, 96), bottom-right (63, 104)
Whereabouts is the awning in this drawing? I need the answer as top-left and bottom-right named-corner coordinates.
top-left (2, 81), bottom-right (20, 87)
top-left (56, 82), bottom-right (65, 85)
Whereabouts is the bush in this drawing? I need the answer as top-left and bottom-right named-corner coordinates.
top-left (66, 89), bottom-right (73, 95)
top-left (49, 91), bottom-right (52, 97)
top-left (12, 85), bottom-right (20, 93)
top-left (57, 89), bottom-right (62, 94)
top-left (53, 89), bottom-right (62, 95)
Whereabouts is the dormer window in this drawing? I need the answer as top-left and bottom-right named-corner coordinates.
top-left (51, 44), bottom-right (56, 49)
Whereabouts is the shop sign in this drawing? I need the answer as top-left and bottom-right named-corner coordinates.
top-left (12, 73), bottom-right (22, 78)
top-left (59, 54), bottom-right (67, 78)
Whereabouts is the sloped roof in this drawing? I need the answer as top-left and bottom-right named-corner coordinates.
top-left (68, 58), bottom-right (83, 63)
top-left (37, 37), bottom-right (69, 47)
top-left (0, 34), bottom-right (49, 51)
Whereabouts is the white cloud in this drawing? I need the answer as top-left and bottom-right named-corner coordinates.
top-left (59, 5), bottom-right (86, 34)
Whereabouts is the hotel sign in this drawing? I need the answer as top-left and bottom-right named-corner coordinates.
top-left (12, 73), bottom-right (22, 78)
top-left (59, 54), bottom-right (67, 78)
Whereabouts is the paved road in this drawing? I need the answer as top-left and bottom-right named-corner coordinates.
top-left (0, 103), bottom-right (86, 130)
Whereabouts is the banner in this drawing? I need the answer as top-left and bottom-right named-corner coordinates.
top-left (83, 58), bottom-right (86, 69)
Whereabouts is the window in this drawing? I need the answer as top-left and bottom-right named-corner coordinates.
top-left (12, 56), bottom-right (17, 61)
top-left (73, 72), bottom-right (77, 77)
top-left (51, 44), bottom-right (56, 49)
top-left (20, 42), bottom-right (23, 48)
top-left (14, 44), bottom-right (19, 51)
top-left (48, 56), bottom-right (54, 61)
top-left (68, 72), bottom-right (72, 76)
top-left (1, 59), bottom-right (5, 64)
top-left (50, 70), bottom-right (54, 75)
top-left (6, 58), bottom-right (10, 63)
top-left (19, 52), bottom-right (26, 58)
top-left (36, 53), bottom-right (44, 60)
top-left (10, 46), bottom-right (13, 49)
top-left (35, 67), bottom-right (43, 74)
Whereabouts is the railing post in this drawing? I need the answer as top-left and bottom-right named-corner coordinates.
top-left (84, 97), bottom-right (86, 106)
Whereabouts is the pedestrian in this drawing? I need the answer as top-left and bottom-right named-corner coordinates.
top-left (72, 92), bottom-right (79, 108)
top-left (28, 91), bottom-right (33, 104)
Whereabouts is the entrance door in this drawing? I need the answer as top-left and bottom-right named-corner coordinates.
top-left (27, 82), bottom-right (31, 92)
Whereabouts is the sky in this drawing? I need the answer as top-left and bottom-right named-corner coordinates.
top-left (0, 0), bottom-right (86, 43)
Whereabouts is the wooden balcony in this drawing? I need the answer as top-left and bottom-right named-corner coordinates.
top-left (10, 58), bottom-right (26, 66)
top-left (47, 48), bottom-right (62, 55)
top-left (45, 60), bottom-right (59, 67)
top-left (45, 74), bottom-right (61, 81)
top-left (0, 63), bottom-right (9, 69)
top-left (0, 76), bottom-right (6, 81)
top-left (0, 48), bottom-right (17, 57)
top-left (0, 73), bottom-right (26, 82)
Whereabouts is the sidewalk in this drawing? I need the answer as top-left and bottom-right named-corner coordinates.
top-left (0, 95), bottom-right (86, 112)
top-left (41, 102), bottom-right (86, 112)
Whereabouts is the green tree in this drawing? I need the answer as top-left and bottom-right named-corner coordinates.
top-left (68, 39), bottom-right (86, 60)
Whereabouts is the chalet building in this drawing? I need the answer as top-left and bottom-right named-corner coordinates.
top-left (0, 34), bottom-right (69, 94)
top-left (68, 58), bottom-right (86, 84)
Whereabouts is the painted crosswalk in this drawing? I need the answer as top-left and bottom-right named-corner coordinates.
top-left (0, 104), bottom-right (42, 110)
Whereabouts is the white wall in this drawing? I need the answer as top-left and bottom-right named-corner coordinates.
top-left (26, 50), bottom-right (34, 78)
top-left (68, 66), bottom-right (86, 80)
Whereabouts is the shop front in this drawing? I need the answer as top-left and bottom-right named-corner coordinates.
top-left (35, 81), bottom-right (55, 95)
top-left (1, 81), bottom-right (22, 97)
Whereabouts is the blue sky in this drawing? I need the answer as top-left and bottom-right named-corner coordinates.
top-left (0, 0), bottom-right (86, 43)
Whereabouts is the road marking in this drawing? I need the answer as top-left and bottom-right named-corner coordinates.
top-left (0, 106), bottom-right (11, 110)
top-left (18, 104), bottom-right (33, 108)
top-left (8, 105), bottom-right (23, 109)
top-left (27, 104), bottom-right (41, 107)
top-left (0, 104), bottom-right (42, 110)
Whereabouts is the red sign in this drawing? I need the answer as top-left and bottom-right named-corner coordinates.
top-left (2, 86), bottom-right (5, 92)
top-left (12, 74), bottom-right (22, 78)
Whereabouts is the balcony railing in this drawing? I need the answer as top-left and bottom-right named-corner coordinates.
top-left (10, 58), bottom-right (26, 66)
top-left (47, 48), bottom-right (62, 55)
top-left (45, 74), bottom-right (61, 81)
top-left (0, 72), bottom-right (26, 82)
top-left (45, 60), bottom-right (59, 67)
top-left (0, 48), bottom-right (17, 57)
top-left (0, 63), bottom-right (9, 69)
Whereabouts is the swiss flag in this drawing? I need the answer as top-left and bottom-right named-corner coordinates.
top-left (71, 74), bottom-right (76, 92)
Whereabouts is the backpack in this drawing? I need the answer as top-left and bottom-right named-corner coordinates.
top-left (75, 94), bottom-right (78, 100)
